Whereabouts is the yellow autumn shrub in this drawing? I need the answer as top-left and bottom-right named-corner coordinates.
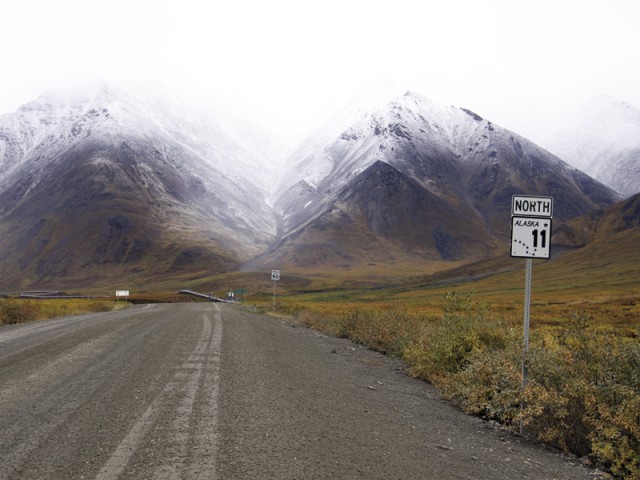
top-left (295, 293), bottom-right (640, 478)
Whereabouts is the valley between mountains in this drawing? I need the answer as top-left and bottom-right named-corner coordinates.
top-left (1, 84), bottom-right (639, 479)
top-left (0, 83), bottom-right (635, 290)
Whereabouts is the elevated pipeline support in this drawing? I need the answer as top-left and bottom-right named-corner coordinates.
top-left (177, 290), bottom-right (227, 302)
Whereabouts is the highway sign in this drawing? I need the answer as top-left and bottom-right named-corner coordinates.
top-left (512, 195), bottom-right (553, 218)
top-left (510, 194), bottom-right (554, 434)
top-left (510, 216), bottom-right (552, 259)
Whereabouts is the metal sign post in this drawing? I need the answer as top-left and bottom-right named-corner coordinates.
top-left (271, 270), bottom-right (280, 309)
top-left (510, 195), bottom-right (552, 435)
top-left (520, 257), bottom-right (532, 434)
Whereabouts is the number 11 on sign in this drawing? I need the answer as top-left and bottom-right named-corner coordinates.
top-left (532, 229), bottom-right (547, 248)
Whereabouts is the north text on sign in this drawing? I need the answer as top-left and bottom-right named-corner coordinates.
top-left (512, 196), bottom-right (553, 217)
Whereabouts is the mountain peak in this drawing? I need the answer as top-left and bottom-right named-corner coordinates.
top-left (577, 94), bottom-right (640, 128)
top-left (401, 89), bottom-right (422, 100)
top-left (19, 82), bottom-right (124, 112)
top-left (0, 83), bottom-right (622, 287)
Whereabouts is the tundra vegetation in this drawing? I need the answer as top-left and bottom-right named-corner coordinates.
top-left (279, 292), bottom-right (639, 479)
top-left (0, 298), bottom-right (122, 325)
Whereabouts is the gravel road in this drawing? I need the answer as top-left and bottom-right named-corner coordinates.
top-left (0, 303), bottom-right (597, 479)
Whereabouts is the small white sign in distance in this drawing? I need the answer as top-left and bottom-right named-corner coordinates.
top-left (511, 216), bottom-right (552, 259)
top-left (271, 270), bottom-right (280, 281)
top-left (512, 195), bottom-right (553, 218)
top-left (115, 290), bottom-right (129, 297)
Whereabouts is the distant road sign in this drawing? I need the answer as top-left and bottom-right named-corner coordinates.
top-left (271, 270), bottom-right (280, 281)
top-left (115, 290), bottom-right (129, 297)
top-left (510, 216), bottom-right (552, 258)
top-left (512, 195), bottom-right (553, 218)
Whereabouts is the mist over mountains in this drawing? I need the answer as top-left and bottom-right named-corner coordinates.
top-left (0, 84), bottom-right (621, 289)
top-left (541, 95), bottom-right (640, 199)
top-left (0, 84), bottom-right (285, 287)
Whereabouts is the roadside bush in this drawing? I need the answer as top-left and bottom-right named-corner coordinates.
top-left (86, 301), bottom-right (113, 313)
top-left (410, 303), bottom-right (640, 478)
top-left (441, 331), bottom-right (523, 426)
top-left (0, 299), bottom-right (122, 325)
top-left (524, 316), bottom-right (640, 478)
top-left (0, 300), bottom-right (40, 324)
top-left (421, 304), bottom-right (639, 478)
top-left (404, 292), bottom-right (506, 380)
top-left (298, 304), bottom-right (429, 357)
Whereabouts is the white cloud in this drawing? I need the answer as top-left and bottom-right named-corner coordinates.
top-left (1, 0), bottom-right (639, 141)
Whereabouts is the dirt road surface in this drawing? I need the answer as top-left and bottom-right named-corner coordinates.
top-left (0, 303), bottom-right (597, 479)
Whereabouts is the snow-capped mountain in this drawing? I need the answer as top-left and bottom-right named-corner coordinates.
top-left (275, 91), bottom-right (615, 235)
top-left (0, 83), bottom-right (286, 287)
top-left (261, 91), bottom-right (617, 269)
top-left (540, 95), bottom-right (640, 199)
top-left (0, 83), bottom-right (287, 196)
top-left (0, 84), bottom-right (620, 287)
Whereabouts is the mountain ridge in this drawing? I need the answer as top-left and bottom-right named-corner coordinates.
top-left (0, 84), bottom-right (622, 289)
top-left (0, 84), bottom-right (286, 288)
top-left (261, 90), bottom-right (616, 270)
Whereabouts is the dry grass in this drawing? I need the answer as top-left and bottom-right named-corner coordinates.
top-left (0, 298), bottom-right (127, 325)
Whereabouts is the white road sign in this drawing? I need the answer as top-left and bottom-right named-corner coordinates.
top-left (511, 216), bottom-right (552, 258)
top-left (512, 195), bottom-right (553, 218)
top-left (271, 270), bottom-right (281, 281)
top-left (115, 290), bottom-right (130, 297)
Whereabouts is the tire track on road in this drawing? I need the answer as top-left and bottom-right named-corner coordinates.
top-left (95, 304), bottom-right (222, 480)
top-left (0, 306), bottom-right (165, 480)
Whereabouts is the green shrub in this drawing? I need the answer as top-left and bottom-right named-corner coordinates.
top-left (404, 291), bottom-right (502, 380)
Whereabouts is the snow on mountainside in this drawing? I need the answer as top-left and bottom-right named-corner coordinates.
top-left (274, 90), bottom-right (616, 242)
top-left (0, 84), bottom-right (621, 286)
top-left (540, 95), bottom-right (640, 198)
top-left (273, 83), bottom-right (408, 193)
top-left (0, 83), bottom-right (287, 287)
top-left (254, 90), bottom-right (619, 271)
top-left (0, 83), bottom-right (286, 194)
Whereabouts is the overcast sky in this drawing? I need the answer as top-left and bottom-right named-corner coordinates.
top-left (1, 0), bottom-right (639, 142)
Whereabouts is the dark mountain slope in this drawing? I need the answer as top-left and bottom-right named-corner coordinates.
top-left (0, 136), bottom-right (238, 287)
top-left (0, 85), bottom-right (281, 289)
top-left (553, 192), bottom-right (640, 248)
top-left (0, 86), bottom-right (622, 288)
top-left (264, 91), bottom-right (617, 270)
top-left (262, 161), bottom-right (499, 269)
